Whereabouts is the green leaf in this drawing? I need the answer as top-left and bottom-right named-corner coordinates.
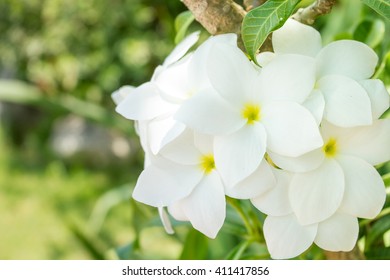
top-left (242, 0), bottom-right (300, 64)
top-left (88, 184), bottom-right (132, 232)
top-left (116, 242), bottom-right (136, 260)
top-left (383, 173), bottom-right (390, 187)
top-left (179, 228), bottom-right (209, 259)
top-left (353, 19), bottom-right (386, 48)
top-left (67, 221), bottom-right (107, 260)
top-left (365, 247), bottom-right (390, 259)
top-left (362, 0), bottom-right (390, 21)
top-left (0, 79), bottom-right (43, 104)
top-left (225, 240), bottom-right (251, 260)
top-left (365, 214), bottom-right (390, 249)
top-left (0, 79), bottom-right (133, 135)
top-left (175, 11), bottom-right (195, 44)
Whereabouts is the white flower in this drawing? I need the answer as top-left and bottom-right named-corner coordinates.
top-left (176, 41), bottom-right (323, 187)
top-left (115, 32), bottom-right (237, 155)
top-left (259, 19), bottom-right (388, 128)
top-left (115, 33), bottom-right (199, 155)
top-left (252, 119), bottom-right (390, 258)
top-left (263, 211), bottom-right (359, 259)
top-left (132, 129), bottom-right (226, 238)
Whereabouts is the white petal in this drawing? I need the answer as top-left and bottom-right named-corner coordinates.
top-left (289, 159), bottom-right (345, 225)
top-left (337, 119), bottom-right (390, 165)
top-left (258, 54), bottom-right (316, 104)
top-left (256, 51), bottom-right (275, 67)
top-left (194, 132), bottom-right (214, 155)
top-left (156, 55), bottom-right (192, 103)
top-left (208, 33), bottom-right (237, 45)
top-left (226, 159), bottom-right (276, 199)
top-left (264, 214), bottom-right (318, 259)
top-left (136, 120), bottom-right (149, 153)
top-left (273, 19), bottom-right (322, 57)
top-left (262, 101), bottom-right (323, 157)
top-left (315, 213), bottom-right (358, 252)
top-left (159, 129), bottom-right (202, 165)
top-left (214, 123), bottom-right (267, 187)
top-left (318, 75), bottom-right (372, 127)
top-left (148, 116), bottom-right (185, 155)
top-left (251, 169), bottom-right (293, 216)
top-left (188, 34), bottom-right (237, 91)
top-left (316, 40), bottom-right (378, 80)
top-left (132, 159), bottom-right (203, 207)
top-left (168, 201), bottom-right (188, 221)
top-left (267, 148), bottom-right (324, 173)
top-left (116, 82), bottom-right (177, 121)
top-left (175, 89), bottom-right (245, 135)
top-left (159, 120), bottom-right (186, 152)
top-left (158, 207), bottom-right (174, 234)
top-left (180, 172), bottom-right (226, 238)
top-left (359, 79), bottom-right (390, 119)
top-left (163, 31), bottom-right (199, 67)
top-left (337, 156), bottom-right (386, 219)
top-left (207, 43), bottom-right (259, 105)
top-left (112, 85), bottom-right (135, 105)
top-left (302, 90), bottom-right (325, 125)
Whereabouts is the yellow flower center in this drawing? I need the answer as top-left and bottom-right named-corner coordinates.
top-left (242, 103), bottom-right (261, 124)
top-left (200, 154), bottom-right (215, 174)
top-left (323, 138), bottom-right (338, 158)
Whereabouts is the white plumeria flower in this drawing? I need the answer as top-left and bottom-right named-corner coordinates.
top-left (115, 32), bottom-right (199, 154)
top-left (176, 41), bottom-right (323, 187)
top-left (132, 129), bottom-right (226, 238)
top-left (259, 19), bottom-right (385, 128)
top-left (263, 211), bottom-right (359, 259)
top-left (293, 120), bottom-right (388, 225)
top-left (252, 169), bottom-right (367, 259)
top-left (251, 119), bottom-right (390, 259)
top-left (116, 33), bottom-right (238, 155)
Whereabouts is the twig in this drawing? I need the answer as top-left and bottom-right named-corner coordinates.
top-left (181, 0), bottom-right (246, 36)
top-left (243, 0), bottom-right (266, 11)
top-left (292, 0), bottom-right (337, 25)
top-left (181, 0), bottom-right (247, 50)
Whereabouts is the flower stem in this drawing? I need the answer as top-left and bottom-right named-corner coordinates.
top-left (292, 0), bottom-right (337, 25)
top-left (226, 197), bottom-right (254, 236)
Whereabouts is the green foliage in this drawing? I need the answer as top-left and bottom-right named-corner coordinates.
top-left (67, 222), bottom-right (108, 260)
top-left (175, 11), bottom-right (195, 44)
top-left (0, 0), bottom-right (184, 103)
top-left (0, 79), bottom-right (132, 134)
top-left (353, 19), bottom-right (386, 48)
top-left (365, 247), bottom-right (390, 259)
top-left (241, 0), bottom-right (300, 64)
top-left (362, 0), bottom-right (390, 21)
top-left (1, 0), bottom-right (390, 261)
top-left (365, 214), bottom-right (390, 249)
top-left (179, 228), bottom-right (209, 260)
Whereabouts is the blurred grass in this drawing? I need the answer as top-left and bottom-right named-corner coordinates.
top-left (0, 126), bottom-right (134, 259)
top-left (0, 126), bottom-right (184, 259)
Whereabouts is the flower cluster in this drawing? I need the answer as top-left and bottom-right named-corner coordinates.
top-left (113, 19), bottom-right (390, 259)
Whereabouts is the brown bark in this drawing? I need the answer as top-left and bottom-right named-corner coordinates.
top-left (182, 0), bottom-right (337, 54)
top-left (181, 0), bottom-right (246, 36)
top-left (292, 0), bottom-right (337, 25)
top-left (243, 0), bottom-right (266, 11)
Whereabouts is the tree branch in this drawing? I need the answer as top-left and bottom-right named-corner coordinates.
top-left (292, 0), bottom-right (337, 25)
top-left (181, 0), bottom-right (246, 35)
top-left (181, 0), bottom-right (337, 54)
top-left (243, 0), bottom-right (266, 11)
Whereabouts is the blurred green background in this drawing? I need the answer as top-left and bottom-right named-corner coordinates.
top-left (0, 0), bottom-right (389, 260)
